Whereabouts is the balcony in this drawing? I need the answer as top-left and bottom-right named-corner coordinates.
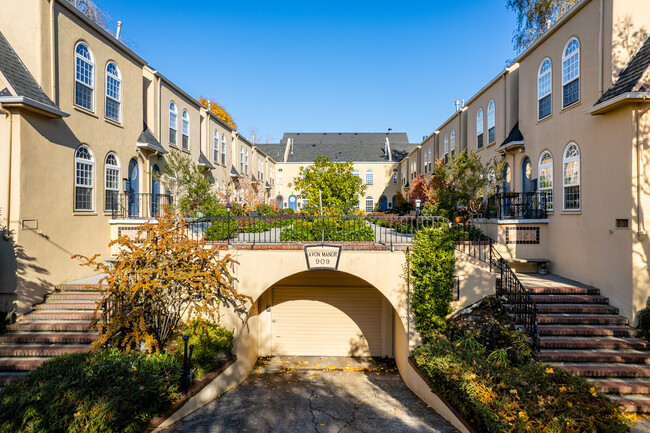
top-left (486, 192), bottom-right (547, 220)
top-left (109, 192), bottom-right (173, 219)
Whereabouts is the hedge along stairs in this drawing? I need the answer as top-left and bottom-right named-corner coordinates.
top-left (521, 276), bottom-right (650, 412)
top-left (0, 277), bottom-right (103, 386)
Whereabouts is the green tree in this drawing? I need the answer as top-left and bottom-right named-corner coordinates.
top-left (289, 154), bottom-right (366, 215)
top-left (507, 0), bottom-right (579, 52)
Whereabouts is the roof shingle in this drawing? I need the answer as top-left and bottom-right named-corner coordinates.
top-left (596, 36), bottom-right (650, 105)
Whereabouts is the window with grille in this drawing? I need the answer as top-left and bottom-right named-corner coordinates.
top-left (562, 39), bottom-right (580, 108)
top-left (75, 43), bottom-right (94, 111)
top-left (487, 100), bottom-right (495, 144)
top-left (365, 169), bottom-right (374, 185)
top-left (538, 59), bottom-right (552, 119)
top-left (563, 143), bottom-right (580, 210)
top-left (75, 145), bottom-right (94, 211)
top-left (104, 152), bottom-right (120, 212)
top-left (105, 62), bottom-right (121, 122)
top-left (476, 109), bottom-right (483, 149)
top-left (182, 110), bottom-right (189, 150)
top-left (538, 151), bottom-right (553, 211)
top-left (169, 102), bottom-right (177, 145)
top-left (365, 196), bottom-right (374, 213)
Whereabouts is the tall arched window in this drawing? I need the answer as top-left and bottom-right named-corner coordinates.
top-left (105, 62), bottom-right (121, 122)
top-left (181, 110), bottom-right (190, 150)
top-left (451, 129), bottom-right (456, 157)
top-left (428, 148), bottom-right (432, 171)
top-left (75, 145), bottom-right (94, 211)
top-left (245, 149), bottom-right (249, 174)
top-left (104, 152), bottom-right (120, 212)
top-left (74, 42), bottom-right (94, 111)
top-left (365, 169), bottom-right (374, 185)
top-left (213, 130), bottom-right (219, 162)
top-left (562, 38), bottom-right (580, 108)
top-left (487, 100), bottom-right (495, 144)
top-left (278, 169), bottom-right (283, 185)
top-left (240, 147), bottom-right (244, 172)
top-left (444, 134), bottom-right (449, 163)
top-left (352, 169), bottom-right (360, 178)
top-left (476, 109), bottom-right (484, 149)
top-left (393, 169), bottom-right (398, 184)
top-left (221, 133), bottom-right (226, 165)
top-left (365, 196), bottom-right (374, 213)
top-left (563, 143), bottom-right (580, 210)
top-left (423, 148), bottom-right (428, 174)
top-left (539, 151), bottom-right (553, 211)
top-left (538, 58), bottom-right (552, 119)
top-left (169, 102), bottom-right (177, 145)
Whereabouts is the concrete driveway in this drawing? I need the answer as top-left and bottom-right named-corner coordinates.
top-left (167, 356), bottom-right (459, 433)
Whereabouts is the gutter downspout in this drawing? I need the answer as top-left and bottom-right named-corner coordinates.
top-left (49, 0), bottom-right (57, 103)
top-left (598, 0), bottom-right (604, 97)
top-left (635, 102), bottom-right (650, 241)
top-left (1, 105), bottom-right (13, 240)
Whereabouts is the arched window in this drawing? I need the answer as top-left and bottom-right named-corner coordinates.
top-left (240, 147), bottom-right (244, 172)
top-left (169, 102), bottom-right (177, 145)
top-left (365, 169), bottom-right (374, 185)
top-left (278, 169), bottom-right (283, 185)
top-left (221, 133), bottom-right (226, 165)
top-left (476, 109), bottom-right (484, 149)
top-left (352, 169), bottom-right (360, 178)
top-left (423, 148), bottom-right (428, 174)
top-left (563, 143), bottom-right (580, 210)
top-left (75, 145), bottom-right (94, 211)
top-left (245, 149), bottom-right (249, 174)
top-left (538, 59), bottom-right (552, 119)
top-left (487, 100), bottom-right (495, 144)
top-left (451, 129), bottom-right (456, 157)
top-left (213, 130), bottom-right (219, 162)
top-left (562, 38), bottom-right (580, 108)
top-left (181, 110), bottom-right (189, 150)
top-left (365, 196), bottom-right (374, 213)
top-left (104, 152), bottom-right (120, 212)
top-left (105, 62), bottom-right (121, 122)
top-left (428, 148), bottom-right (432, 172)
top-left (75, 42), bottom-right (94, 111)
top-left (392, 169), bottom-right (398, 184)
top-left (539, 151), bottom-right (553, 211)
top-left (444, 134), bottom-right (449, 163)
top-left (355, 197), bottom-right (360, 210)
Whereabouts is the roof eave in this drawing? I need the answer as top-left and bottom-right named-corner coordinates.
top-left (0, 96), bottom-right (69, 118)
top-left (137, 142), bottom-right (168, 154)
top-left (586, 92), bottom-right (650, 115)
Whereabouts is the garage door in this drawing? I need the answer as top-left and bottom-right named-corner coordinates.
top-left (271, 286), bottom-right (383, 356)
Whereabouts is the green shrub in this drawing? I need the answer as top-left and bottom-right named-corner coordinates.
top-left (254, 204), bottom-right (275, 216)
top-left (0, 350), bottom-right (180, 433)
top-left (280, 218), bottom-right (374, 241)
top-left (205, 218), bottom-right (239, 240)
top-left (173, 320), bottom-right (233, 379)
top-left (279, 208), bottom-right (295, 215)
top-left (406, 228), bottom-right (456, 336)
top-left (240, 221), bottom-right (271, 233)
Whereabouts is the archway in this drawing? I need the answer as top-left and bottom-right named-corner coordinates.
top-left (288, 195), bottom-right (297, 211)
top-left (379, 195), bottom-right (388, 212)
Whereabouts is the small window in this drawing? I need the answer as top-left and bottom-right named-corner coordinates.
top-left (451, 130), bottom-right (456, 157)
top-left (104, 152), bottom-right (120, 212)
top-left (365, 196), bottom-right (374, 213)
top-left (169, 102), bottom-right (177, 145)
top-left (365, 169), bottom-right (374, 185)
top-left (105, 62), bottom-right (121, 122)
top-left (393, 169), bottom-right (398, 184)
top-left (563, 143), bottom-right (580, 210)
top-left (213, 130), bottom-right (219, 162)
top-left (75, 145), bottom-right (95, 211)
top-left (538, 151), bottom-right (553, 211)
top-left (562, 38), bottom-right (580, 108)
top-left (221, 134), bottom-right (226, 165)
top-left (616, 219), bottom-right (629, 229)
top-left (538, 59), bottom-right (552, 119)
top-left (476, 109), bottom-right (483, 149)
top-left (75, 42), bottom-right (94, 111)
top-left (181, 110), bottom-right (189, 150)
top-left (487, 100), bottom-right (495, 144)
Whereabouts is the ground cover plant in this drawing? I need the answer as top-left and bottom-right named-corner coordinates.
top-left (170, 319), bottom-right (234, 379)
top-left (279, 217), bottom-right (374, 241)
top-left (412, 297), bottom-right (629, 433)
top-left (0, 350), bottom-right (180, 433)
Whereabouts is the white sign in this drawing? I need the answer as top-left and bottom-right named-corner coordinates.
top-left (304, 245), bottom-right (342, 270)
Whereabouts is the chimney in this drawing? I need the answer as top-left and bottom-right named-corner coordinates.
top-left (455, 100), bottom-right (459, 111)
top-left (388, 128), bottom-right (392, 134)
top-left (461, 99), bottom-right (465, 108)
top-left (116, 21), bottom-right (122, 40)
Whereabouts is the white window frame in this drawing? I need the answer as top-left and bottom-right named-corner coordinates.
top-left (562, 143), bottom-right (580, 210)
top-left (423, 148), bottom-right (428, 174)
top-left (476, 109), bottom-right (483, 149)
top-left (365, 169), bottom-right (374, 185)
top-left (365, 196), bottom-right (374, 213)
top-left (245, 149), bottom-right (249, 174)
top-left (240, 147), bottom-right (244, 173)
top-left (181, 110), bottom-right (190, 150)
top-left (428, 148), bottom-right (432, 172)
top-left (74, 42), bottom-right (95, 111)
top-left (352, 169), bottom-right (360, 178)
top-left (75, 145), bottom-right (95, 211)
top-left (278, 169), bottom-right (283, 185)
top-left (214, 130), bottom-right (219, 162)
top-left (221, 133), bottom-right (226, 165)
top-left (169, 102), bottom-right (177, 145)
top-left (104, 152), bottom-right (120, 212)
top-left (393, 169), bottom-right (398, 184)
top-left (105, 62), bottom-right (121, 122)
top-left (562, 38), bottom-right (580, 108)
top-left (451, 129), bottom-right (456, 156)
top-left (444, 134), bottom-right (449, 162)
top-left (487, 100), bottom-right (495, 144)
top-left (538, 58), bottom-right (552, 120)
top-left (538, 151), bottom-right (553, 211)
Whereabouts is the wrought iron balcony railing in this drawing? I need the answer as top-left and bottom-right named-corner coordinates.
top-left (109, 192), bottom-right (173, 219)
top-left (486, 192), bottom-right (547, 220)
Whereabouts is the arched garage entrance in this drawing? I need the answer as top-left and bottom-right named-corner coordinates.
top-left (255, 270), bottom-right (394, 358)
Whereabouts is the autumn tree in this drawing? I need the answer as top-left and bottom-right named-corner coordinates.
top-left (409, 175), bottom-right (428, 209)
top-left (507, 0), bottom-right (579, 52)
top-left (74, 211), bottom-right (251, 352)
top-left (198, 96), bottom-right (237, 130)
top-left (217, 176), bottom-right (267, 213)
top-left (289, 154), bottom-right (366, 215)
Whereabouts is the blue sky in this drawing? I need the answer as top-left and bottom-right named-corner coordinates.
top-left (102, 0), bottom-right (519, 143)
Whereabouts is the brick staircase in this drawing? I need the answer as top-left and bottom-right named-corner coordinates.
top-left (528, 283), bottom-right (650, 412)
top-left (0, 282), bottom-right (102, 386)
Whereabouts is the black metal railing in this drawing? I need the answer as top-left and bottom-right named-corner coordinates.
top-left (110, 193), bottom-right (173, 219)
top-left (486, 192), bottom-right (547, 220)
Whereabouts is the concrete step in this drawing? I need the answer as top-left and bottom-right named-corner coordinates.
top-left (530, 294), bottom-right (609, 304)
top-left (0, 332), bottom-right (98, 344)
top-left (537, 314), bottom-right (628, 326)
top-left (539, 349), bottom-right (650, 364)
top-left (609, 395), bottom-right (650, 412)
top-left (552, 363), bottom-right (650, 378)
top-left (540, 337), bottom-right (648, 350)
top-left (56, 284), bottom-right (102, 292)
top-left (7, 321), bottom-right (94, 332)
top-left (19, 310), bottom-right (96, 321)
top-left (47, 291), bottom-right (104, 302)
top-left (538, 325), bottom-right (639, 337)
top-left (535, 303), bottom-right (619, 314)
top-left (590, 378), bottom-right (650, 394)
top-left (34, 301), bottom-right (98, 311)
top-left (0, 344), bottom-right (91, 357)
top-left (526, 286), bottom-right (600, 295)
top-left (0, 357), bottom-right (49, 371)
top-left (0, 372), bottom-right (28, 386)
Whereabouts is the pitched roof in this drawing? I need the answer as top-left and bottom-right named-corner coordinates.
top-left (498, 123), bottom-right (524, 151)
top-left (0, 31), bottom-right (65, 116)
top-left (137, 123), bottom-right (167, 154)
top-left (258, 133), bottom-right (413, 163)
top-left (596, 36), bottom-right (650, 105)
top-left (230, 166), bottom-right (241, 178)
top-left (198, 152), bottom-right (214, 170)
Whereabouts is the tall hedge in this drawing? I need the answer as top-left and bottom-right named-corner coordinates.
top-left (407, 227), bottom-right (456, 336)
